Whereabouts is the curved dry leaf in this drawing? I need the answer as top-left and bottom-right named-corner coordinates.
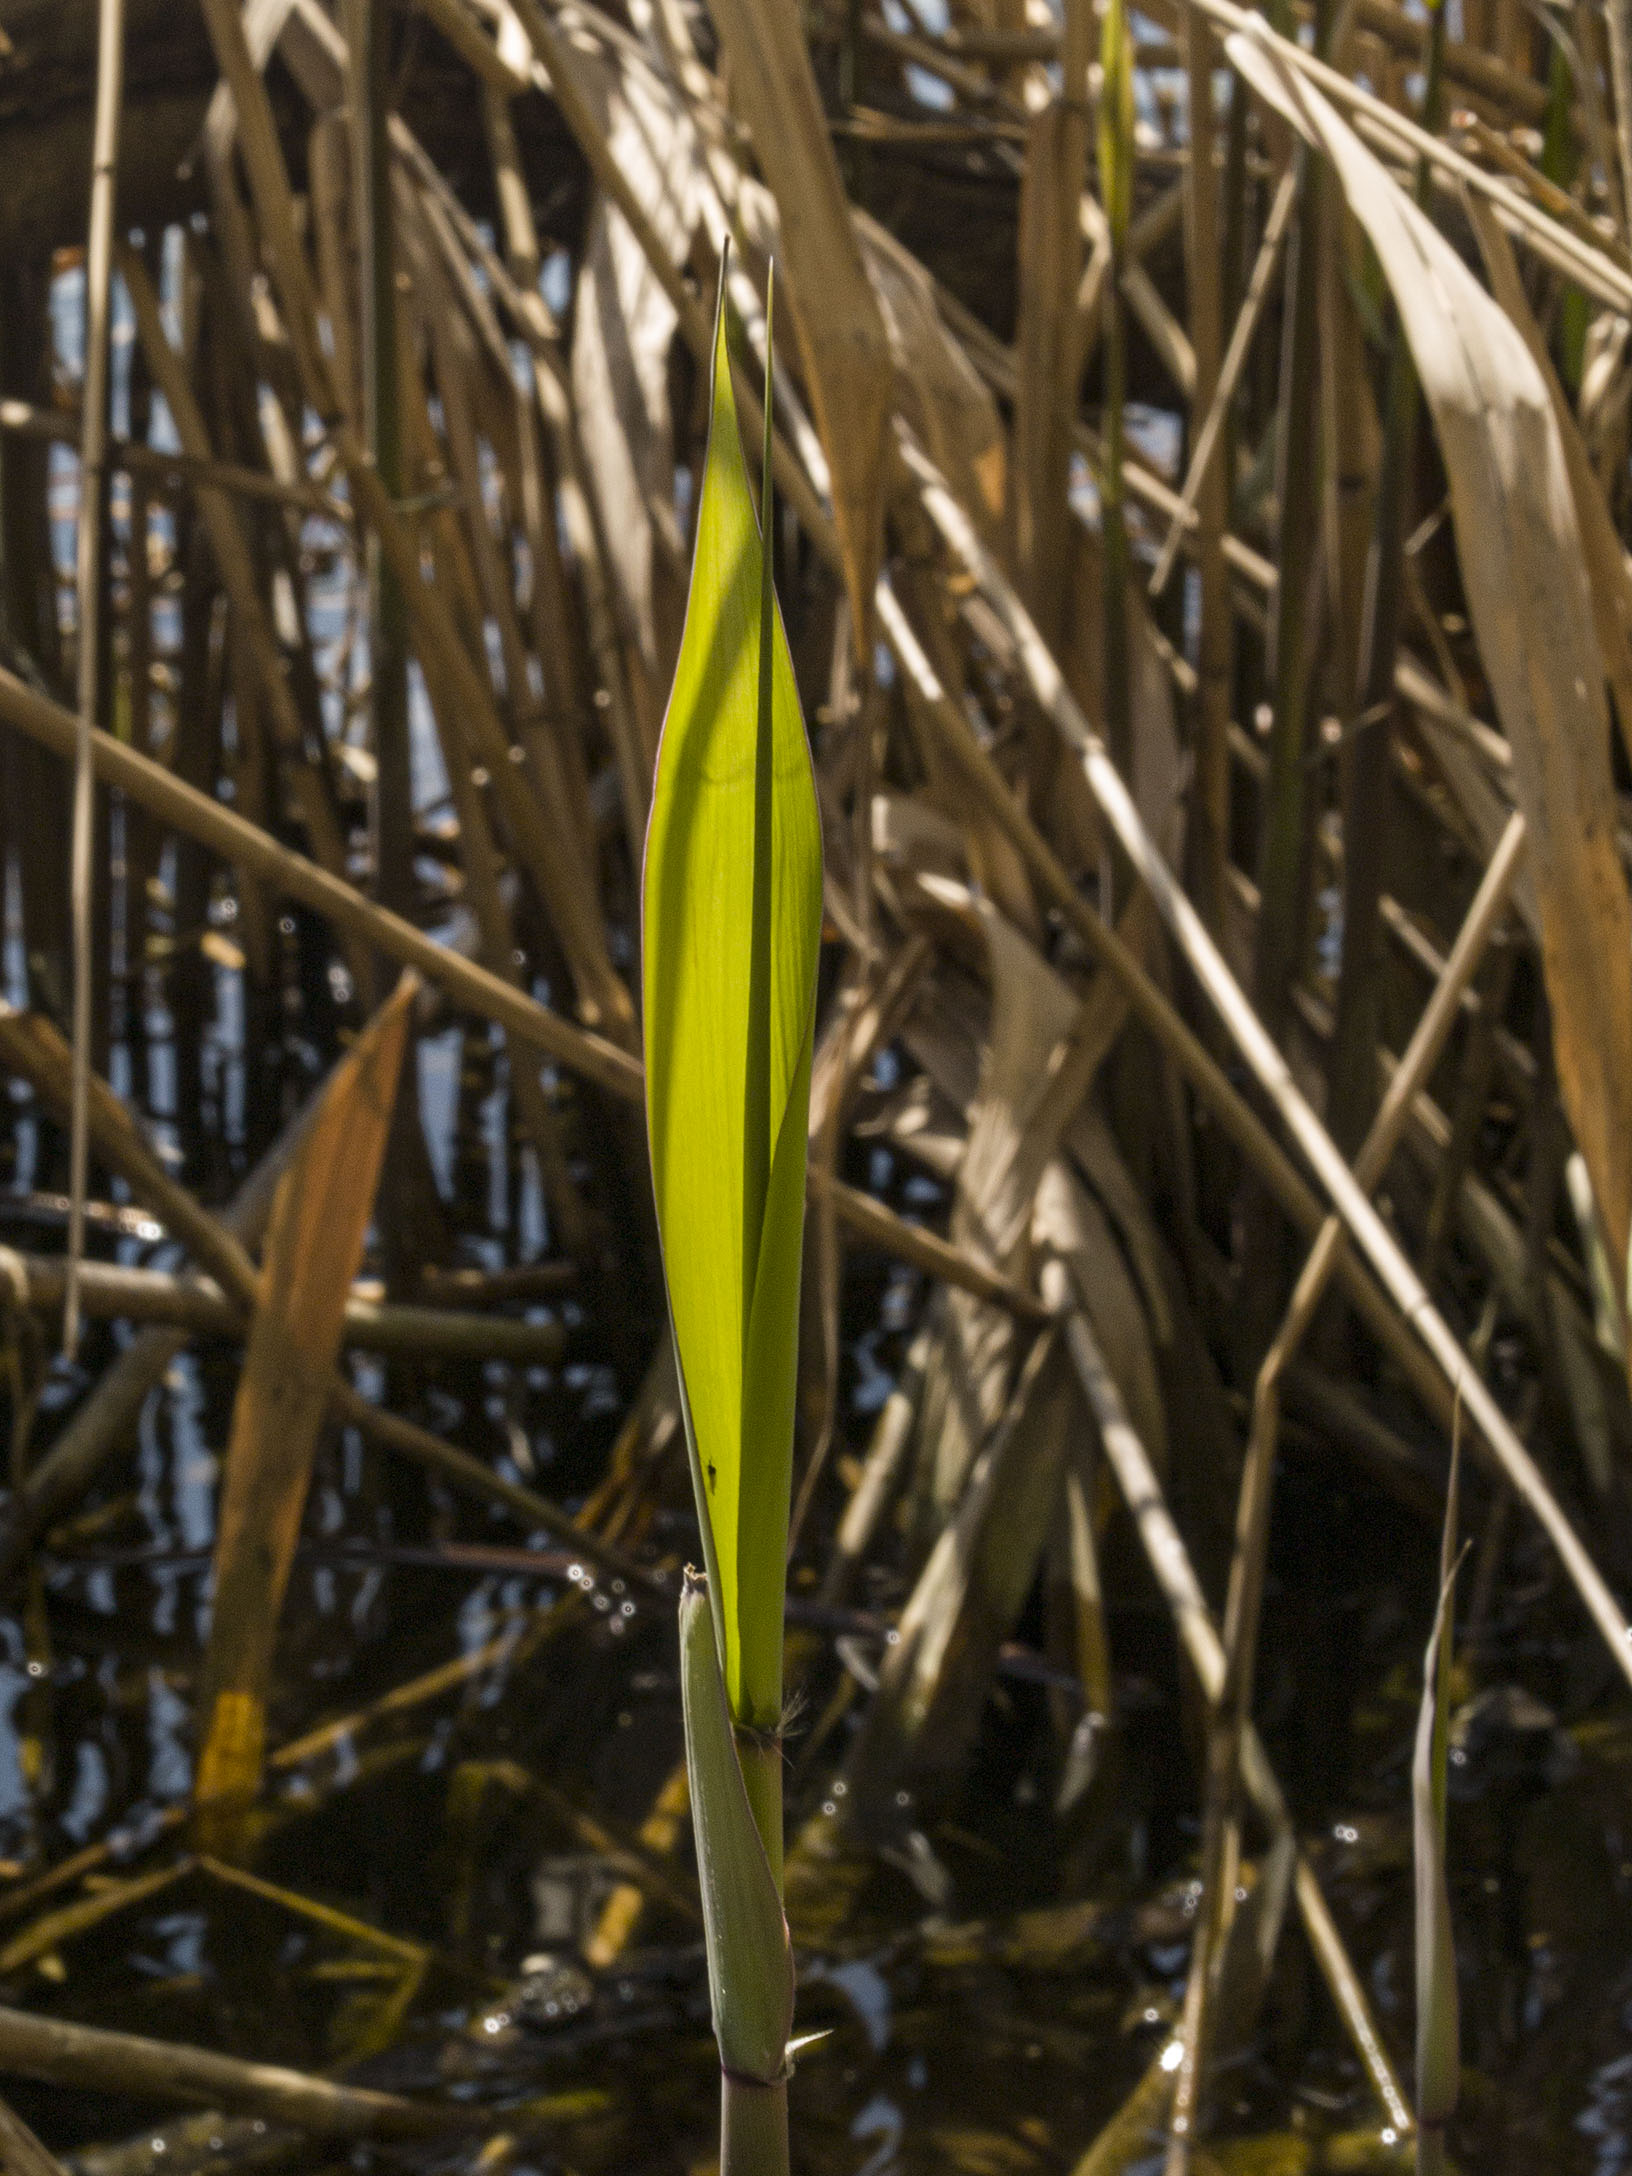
top-left (1034, 1161), bottom-right (1168, 1476)
top-left (907, 880), bottom-right (1166, 1508)
top-left (857, 211), bottom-right (1007, 543)
top-left (1229, 19), bottom-right (1632, 1279)
top-left (1464, 194), bottom-right (1632, 782)
top-left (844, 1326), bottom-right (1079, 1816)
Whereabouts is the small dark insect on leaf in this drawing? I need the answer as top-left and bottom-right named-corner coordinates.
top-left (707, 1462), bottom-right (718, 1493)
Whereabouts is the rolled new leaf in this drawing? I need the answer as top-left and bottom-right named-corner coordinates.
top-left (642, 268), bottom-right (822, 1735)
top-left (679, 1571), bottom-right (796, 2085)
top-left (1098, 0), bottom-right (1133, 251)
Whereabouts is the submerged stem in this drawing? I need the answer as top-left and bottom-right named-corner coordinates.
top-left (1416, 2126), bottom-right (1446, 2176)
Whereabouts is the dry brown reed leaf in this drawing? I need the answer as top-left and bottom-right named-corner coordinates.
top-left (674, 64), bottom-right (1005, 571)
top-left (1013, 36), bottom-right (1092, 647)
top-left (856, 212), bottom-right (1006, 541)
top-left (193, 976), bottom-right (416, 1852)
top-left (1057, 518), bottom-right (1186, 870)
top-left (843, 1325), bottom-right (1079, 1823)
top-left (897, 884), bottom-right (1167, 1523)
top-left (1035, 1162), bottom-right (1167, 1474)
top-left (1464, 191), bottom-right (1632, 786)
top-left (901, 428), bottom-right (1632, 1680)
top-left (1229, 21), bottom-right (1632, 1285)
top-left (903, 888), bottom-right (1064, 1519)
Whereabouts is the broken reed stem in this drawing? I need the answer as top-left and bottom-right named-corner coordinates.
top-left (65, 0), bottom-right (127, 1359)
top-left (1181, 6), bottom-right (1230, 925)
top-left (1150, 166), bottom-right (1296, 599)
top-left (1167, 811), bottom-right (1523, 2164)
top-left (0, 399), bottom-right (337, 512)
top-left (1251, 70), bottom-right (1326, 1047)
top-left (0, 1256), bottom-right (566, 1364)
top-left (344, 0), bottom-right (413, 936)
top-left (0, 2005), bottom-right (451, 2138)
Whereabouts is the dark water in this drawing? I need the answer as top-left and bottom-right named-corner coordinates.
top-left (5, 1058), bottom-right (1632, 2176)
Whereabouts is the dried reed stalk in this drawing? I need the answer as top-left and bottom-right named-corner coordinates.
top-left (64, 0), bottom-right (127, 1357)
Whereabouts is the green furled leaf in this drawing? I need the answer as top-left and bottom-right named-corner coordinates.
top-left (1413, 1442), bottom-right (1462, 2158)
top-left (1098, 0), bottom-right (1134, 250)
top-left (679, 1571), bottom-right (795, 2083)
top-left (642, 269), bottom-right (822, 1733)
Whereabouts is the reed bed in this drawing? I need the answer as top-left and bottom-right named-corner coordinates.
top-left (2, 0), bottom-right (1632, 2167)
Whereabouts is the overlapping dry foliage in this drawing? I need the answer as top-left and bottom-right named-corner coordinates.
top-left (3, 0), bottom-right (1632, 2168)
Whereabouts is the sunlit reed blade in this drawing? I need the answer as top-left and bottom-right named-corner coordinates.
top-left (642, 258), bottom-right (822, 1739)
top-left (744, 265), bottom-right (777, 1350)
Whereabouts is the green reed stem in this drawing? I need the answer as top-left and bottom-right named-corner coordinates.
top-left (722, 2074), bottom-right (790, 2176)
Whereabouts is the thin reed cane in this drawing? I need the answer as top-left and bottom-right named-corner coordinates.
top-left (65, 0), bottom-right (127, 1357)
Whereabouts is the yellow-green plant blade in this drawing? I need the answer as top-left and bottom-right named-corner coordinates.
top-left (743, 266), bottom-right (777, 1324)
top-left (736, 1022), bottom-right (815, 1726)
top-left (1098, 0), bottom-right (1133, 249)
top-left (642, 268), bottom-right (822, 1731)
top-left (679, 1572), bottom-right (796, 2084)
